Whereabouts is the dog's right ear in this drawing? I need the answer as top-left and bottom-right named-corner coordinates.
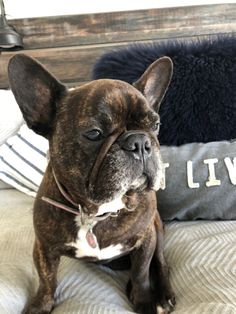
top-left (133, 57), bottom-right (173, 112)
top-left (8, 54), bottom-right (67, 137)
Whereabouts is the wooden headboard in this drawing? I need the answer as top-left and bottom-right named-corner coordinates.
top-left (0, 3), bottom-right (236, 89)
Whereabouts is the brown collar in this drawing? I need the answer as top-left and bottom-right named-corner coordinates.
top-left (41, 168), bottom-right (114, 222)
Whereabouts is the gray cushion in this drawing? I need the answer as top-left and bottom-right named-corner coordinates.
top-left (158, 140), bottom-right (236, 220)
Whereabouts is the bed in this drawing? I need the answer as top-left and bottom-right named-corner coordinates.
top-left (0, 4), bottom-right (236, 313)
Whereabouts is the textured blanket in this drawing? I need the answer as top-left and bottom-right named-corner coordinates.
top-left (0, 187), bottom-right (236, 313)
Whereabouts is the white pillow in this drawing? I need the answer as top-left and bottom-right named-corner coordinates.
top-left (0, 90), bottom-right (24, 145)
top-left (0, 124), bottom-right (48, 197)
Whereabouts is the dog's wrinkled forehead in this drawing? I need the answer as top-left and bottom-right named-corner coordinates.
top-left (64, 79), bottom-right (159, 130)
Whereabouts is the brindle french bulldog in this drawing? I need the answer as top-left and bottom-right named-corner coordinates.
top-left (8, 54), bottom-right (175, 314)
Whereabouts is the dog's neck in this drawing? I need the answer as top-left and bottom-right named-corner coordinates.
top-left (41, 167), bottom-right (126, 223)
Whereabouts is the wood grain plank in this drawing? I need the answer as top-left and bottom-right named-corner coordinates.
top-left (8, 4), bottom-right (236, 49)
top-left (0, 43), bottom-right (127, 89)
top-left (1, 32), bottom-right (235, 89)
top-left (1, 4), bottom-right (236, 89)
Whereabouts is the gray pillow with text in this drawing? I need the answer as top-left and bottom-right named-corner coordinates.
top-left (158, 140), bottom-right (236, 220)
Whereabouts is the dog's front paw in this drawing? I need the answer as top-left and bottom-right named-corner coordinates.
top-left (127, 280), bottom-right (175, 314)
top-left (134, 298), bottom-right (175, 314)
top-left (24, 305), bottom-right (52, 314)
top-left (24, 309), bottom-right (50, 314)
top-left (135, 301), bottom-right (157, 314)
top-left (24, 307), bottom-right (50, 314)
top-left (155, 294), bottom-right (176, 314)
top-left (24, 297), bottom-right (54, 314)
top-left (127, 280), bottom-right (157, 314)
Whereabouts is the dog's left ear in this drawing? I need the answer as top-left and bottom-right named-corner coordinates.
top-left (133, 57), bottom-right (173, 112)
top-left (8, 54), bottom-right (67, 137)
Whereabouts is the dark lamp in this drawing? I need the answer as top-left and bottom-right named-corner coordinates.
top-left (0, 0), bottom-right (23, 51)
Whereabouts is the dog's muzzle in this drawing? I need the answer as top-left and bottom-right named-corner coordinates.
top-left (118, 131), bottom-right (152, 162)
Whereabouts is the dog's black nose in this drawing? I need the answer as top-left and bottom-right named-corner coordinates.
top-left (119, 131), bottom-right (152, 160)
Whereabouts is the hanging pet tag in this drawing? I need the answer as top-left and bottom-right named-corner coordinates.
top-left (86, 229), bottom-right (97, 249)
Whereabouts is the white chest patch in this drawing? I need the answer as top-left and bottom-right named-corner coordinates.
top-left (96, 196), bottom-right (125, 216)
top-left (66, 216), bottom-right (124, 260)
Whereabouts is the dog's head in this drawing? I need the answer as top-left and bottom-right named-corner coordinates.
top-left (8, 54), bottom-right (172, 213)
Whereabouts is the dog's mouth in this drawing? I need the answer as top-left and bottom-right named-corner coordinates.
top-left (130, 173), bottom-right (153, 191)
top-left (87, 153), bottom-right (162, 205)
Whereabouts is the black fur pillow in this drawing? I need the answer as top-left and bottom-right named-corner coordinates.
top-left (92, 36), bottom-right (236, 146)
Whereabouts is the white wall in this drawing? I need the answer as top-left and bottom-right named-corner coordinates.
top-left (4, 0), bottom-right (236, 19)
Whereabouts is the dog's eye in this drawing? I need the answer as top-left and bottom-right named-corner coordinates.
top-left (84, 129), bottom-right (103, 141)
top-left (152, 122), bottom-right (161, 134)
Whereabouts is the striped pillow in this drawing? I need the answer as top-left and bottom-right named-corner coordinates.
top-left (0, 124), bottom-right (48, 197)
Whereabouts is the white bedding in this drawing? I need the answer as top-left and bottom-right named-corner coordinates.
top-left (0, 90), bottom-right (23, 146)
top-left (0, 187), bottom-right (236, 314)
